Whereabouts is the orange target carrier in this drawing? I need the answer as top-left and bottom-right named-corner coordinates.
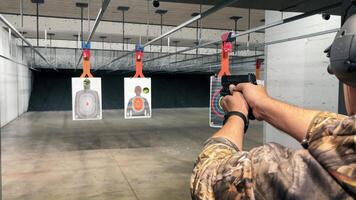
top-left (218, 32), bottom-right (235, 77)
top-left (80, 42), bottom-right (94, 78)
top-left (134, 44), bottom-right (145, 78)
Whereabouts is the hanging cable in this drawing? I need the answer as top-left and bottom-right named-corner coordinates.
top-left (118, 6), bottom-right (130, 52)
top-left (247, 8), bottom-right (251, 50)
top-left (146, 0), bottom-right (151, 44)
top-left (96, 0), bottom-right (246, 71)
top-left (112, 2), bottom-right (340, 70)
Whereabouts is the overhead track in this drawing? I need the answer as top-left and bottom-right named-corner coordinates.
top-left (74, 0), bottom-right (111, 69)
top-left (262, 28), bottom-right (339, 46)
top-left (95, 0), bottom-right (243, 71)
top-left (0, 14), bottom-right (50, 69)
top-left (122, 2), bottom-right (341, 67)
top-left (111, 23), bottom-right (338, 73)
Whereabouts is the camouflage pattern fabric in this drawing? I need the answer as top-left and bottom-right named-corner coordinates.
top-left (190, 112), bottom-right (356, 200)
top-left (306, 112), bottom-right (356, 197)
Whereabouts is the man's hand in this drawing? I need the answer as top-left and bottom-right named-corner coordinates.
top-left (230, 83), bottom-right (270, 120)
top-left (221, 91), bottom-right (249, 117)
top-left (231, 83), bottom-right (320, 142)
top-left (215, 91), bottom-right (248, 150)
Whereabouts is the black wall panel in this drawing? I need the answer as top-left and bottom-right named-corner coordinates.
top-left (28, 70), bottom-right (211, 111)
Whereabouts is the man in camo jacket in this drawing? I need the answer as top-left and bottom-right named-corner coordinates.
top-left (191, 14), bottom-right (356, 200)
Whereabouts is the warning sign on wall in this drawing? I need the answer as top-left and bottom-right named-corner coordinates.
top-left (124, 78), bottom-right (152, 119)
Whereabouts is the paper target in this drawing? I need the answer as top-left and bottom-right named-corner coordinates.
top-left (209, 76), bottom-right (224, 127)
top-left (124, 78), bottom-right (152, 119)
top-left (72, 78), bottom-right (102, 120)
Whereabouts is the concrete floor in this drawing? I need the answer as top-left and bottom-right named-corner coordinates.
top-left (1, 108), bottom-right (263, 200)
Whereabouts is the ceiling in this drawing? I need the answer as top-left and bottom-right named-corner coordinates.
top-left (162, 0), bottom-right (342, 14)
top-left (0, 0), bottom-right (265, 31)
top-left (17, 31), bottom-right (219, 48)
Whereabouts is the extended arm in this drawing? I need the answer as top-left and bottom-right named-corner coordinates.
top-left (234, 83), bottom-right (319, 142)
top-left (212, 92), bottom-right (249, 150)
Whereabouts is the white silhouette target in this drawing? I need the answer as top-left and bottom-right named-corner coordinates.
top-left (72, 78), bottom-right (102, 120)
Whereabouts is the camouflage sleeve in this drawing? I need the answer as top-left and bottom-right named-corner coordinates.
top-left (306, 112), bottom-right (356, 196)
top-left (190, 137), bottom-right (255, 200)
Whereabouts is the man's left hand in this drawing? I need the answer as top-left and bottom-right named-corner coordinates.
top-left (221, 87), bottom-right (249, 118)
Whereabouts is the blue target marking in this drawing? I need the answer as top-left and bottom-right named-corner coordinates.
top-left (212, 89), bottom-right (225, 119)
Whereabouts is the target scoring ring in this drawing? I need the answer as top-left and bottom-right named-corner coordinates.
top-left (211, 89), bottom-right (225, 119)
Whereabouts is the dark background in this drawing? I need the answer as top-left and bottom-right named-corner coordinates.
top-left (28, 70), bottom-right (212, 111)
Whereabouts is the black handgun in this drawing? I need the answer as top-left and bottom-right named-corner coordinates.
top-left (220, 73), bottom-right (257, 120)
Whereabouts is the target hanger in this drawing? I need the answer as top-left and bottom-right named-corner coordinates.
top-left (217, 32), bottom-right (235, 77)
top-left (80, 42), bottom-right (94, 78)
top-left (134, 44), bottom-right (145, 78)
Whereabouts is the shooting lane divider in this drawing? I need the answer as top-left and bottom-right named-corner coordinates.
top-left (80, 42), bottom-right (94, 78)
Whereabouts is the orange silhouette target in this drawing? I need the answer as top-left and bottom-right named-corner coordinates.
top-left (133, 97), bottom-right (144, 112)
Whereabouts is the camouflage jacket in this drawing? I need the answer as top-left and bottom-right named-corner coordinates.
top-left (190, 112), bottom-right (356, 200)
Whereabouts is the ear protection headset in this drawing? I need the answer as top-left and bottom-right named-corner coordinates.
top-left (326, 14), bottom-right (356, 87)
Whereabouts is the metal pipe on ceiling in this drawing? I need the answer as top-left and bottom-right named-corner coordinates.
top-left (95, 0), bottom-right (242, 71)
top-left (36, 2), bottom-right (39, 46)
top-left (120, 53), bottom-right (264, 73)
top-left (87, 0), bottom-right (110, 43)
top-left (74, 0), bottom-right (111, 69)
top-left (262, 28), bottom-right (339, 46)
top-left (159, 27), bottom-right (337, 72)
top-left (141, 27), bottom-right (337, 73)
top-left (128, 2), bottom-right (341, 66)
top-left (0, 14), bottom-right (50, 68)
top-left (0, 54), bottom-right (40, 71)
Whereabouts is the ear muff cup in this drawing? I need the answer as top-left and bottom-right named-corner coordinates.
top-left (327, 14), bottom-right (356, 87)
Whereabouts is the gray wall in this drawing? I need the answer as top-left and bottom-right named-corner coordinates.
top-left (28, 70), bottom-right (212, 111)
top-left (264, 11), bottom-right (340, 149)
top-left (0, 28), bottom-right (32, 127)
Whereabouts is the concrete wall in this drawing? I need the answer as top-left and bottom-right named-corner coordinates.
top-left (0, 28), bottom-right (32, 127)
top-left (264, 11), bottom-right (340, 149)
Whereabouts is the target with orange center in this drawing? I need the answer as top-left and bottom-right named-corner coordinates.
top-left (133, 97), bottom-right (144, 112)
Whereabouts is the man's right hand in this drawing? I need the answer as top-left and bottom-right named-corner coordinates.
top-left (231, 82), bottom-right (321, 142)
top-left (229, 83), bottom-right (271, 121)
